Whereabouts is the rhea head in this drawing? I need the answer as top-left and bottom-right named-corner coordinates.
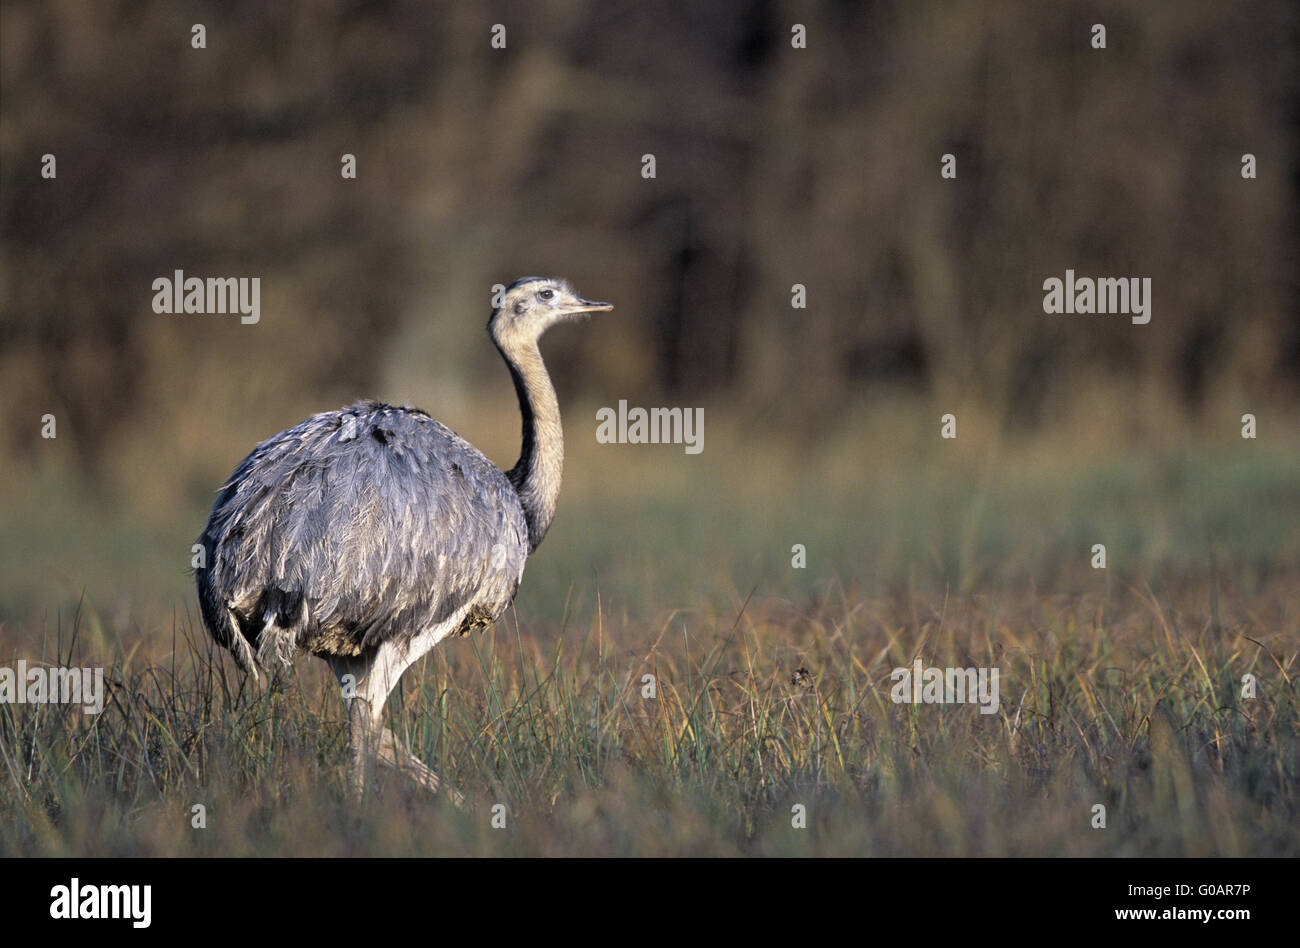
top-left (489, 277), bottom-right (613, 352)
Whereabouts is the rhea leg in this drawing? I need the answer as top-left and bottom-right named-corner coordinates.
top-left (377, 727), bottom-right (464, 806)
top-left (328, 653), bottom-right (384, 802)
top-left (346, 692), bottom-right (379, 802)
top-left (329, 645), bottom-right (462, 805)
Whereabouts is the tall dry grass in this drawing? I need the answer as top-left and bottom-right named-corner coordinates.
top-left (2, 570), bottom-right (1294, 856)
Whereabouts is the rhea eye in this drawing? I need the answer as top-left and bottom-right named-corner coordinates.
top-left (538, 288), bottom-right (554, 301)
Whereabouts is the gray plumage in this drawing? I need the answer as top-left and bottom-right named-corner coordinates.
top-left (196, 401), bottom-right (528, 667)
top-left (195, 276), bottom-right (612, 799)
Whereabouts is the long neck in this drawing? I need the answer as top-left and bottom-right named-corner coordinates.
top-left (499, 339), bottom-right (563, 551)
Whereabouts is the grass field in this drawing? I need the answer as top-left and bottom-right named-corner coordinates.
top-left (1, 403), bottom-right (1297, 856)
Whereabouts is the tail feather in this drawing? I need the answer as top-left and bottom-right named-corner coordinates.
top-left (222, 606), bottom-right (261, 683)
top-left (254, 614), bottom-right (302, 671)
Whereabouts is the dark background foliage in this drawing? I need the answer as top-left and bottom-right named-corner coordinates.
top-left (3, 0), bottom-right (1295, 474)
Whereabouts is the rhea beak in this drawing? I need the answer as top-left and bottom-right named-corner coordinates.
top-left (558, 298), bottom-right (613, 322)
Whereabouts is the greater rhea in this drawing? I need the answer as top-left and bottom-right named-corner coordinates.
top-left (196, 277), bottom-right (612, 800)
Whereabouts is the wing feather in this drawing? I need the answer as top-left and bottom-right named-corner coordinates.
top-left (196, 401), bottom-right (530, 662)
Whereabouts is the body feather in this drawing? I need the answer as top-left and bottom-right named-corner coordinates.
top-left (196, 399), bottom-right (529, 670)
